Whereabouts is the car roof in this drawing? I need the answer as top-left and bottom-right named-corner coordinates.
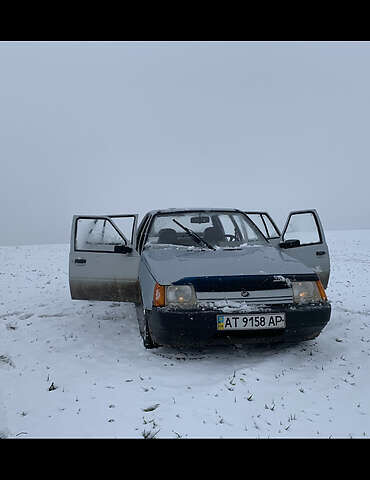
top-left (145, 208), bottom-right (240, 216)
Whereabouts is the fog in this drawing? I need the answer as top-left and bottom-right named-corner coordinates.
top-left (0, 41), bottom-right (369, 246)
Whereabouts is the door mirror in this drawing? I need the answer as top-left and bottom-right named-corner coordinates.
top-left (279, 239), bottom-right (301, 249)
top-left (114, 245), bottom-right (133, 254)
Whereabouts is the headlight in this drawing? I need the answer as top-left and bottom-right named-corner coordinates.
top-left (292, 281), bottom-right (327, 304)
top-left (153, 283), bottom-right (197, 308)
top-left (166, 285), bottom-right (197, 307)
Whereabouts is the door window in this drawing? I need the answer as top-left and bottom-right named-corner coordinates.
top-left (233, 216), bottom-right (259, 243)
top-left (245, 212), bottom-right (280, 239)
top-left (109, 216), bottom-right (136, 245)
top-left (218, 214), bottom-right (237, 238)
top-left (246, 214), bottom-right (266, 236)
top-left (262, 214), bottom-right (280, 238)
top-left (283, 212), bottom-right (321, 245)
top-left (75, 218), bottom-right (126, 252)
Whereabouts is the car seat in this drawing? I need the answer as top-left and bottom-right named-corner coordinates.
top-left (157, 228), bottom-right (177, 244)
top-left (203, 227), bottom-right (224, 245)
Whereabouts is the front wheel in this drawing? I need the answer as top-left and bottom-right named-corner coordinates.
top-left (135, 304), bottom-right (158, 349)
top-left (143, 321), bottom-right (158, 349)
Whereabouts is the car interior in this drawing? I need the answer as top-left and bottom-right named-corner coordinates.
top-left (156, 225), bottom-right (227, 247)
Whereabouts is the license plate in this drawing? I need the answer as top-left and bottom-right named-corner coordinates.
top-left (217, 313), bottom-right (286, 331)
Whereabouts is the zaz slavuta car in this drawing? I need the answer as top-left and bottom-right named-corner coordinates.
top-left (69, 208), bottom-right (331, 349)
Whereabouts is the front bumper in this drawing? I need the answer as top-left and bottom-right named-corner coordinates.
top-left (146, 303), bottom-right (331, 347)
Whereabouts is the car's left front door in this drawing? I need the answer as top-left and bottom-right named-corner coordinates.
top-left (69, 214), bottom-right (141, 303)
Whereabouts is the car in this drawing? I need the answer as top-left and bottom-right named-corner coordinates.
top-left (69, 208), bottom-right (331, 349)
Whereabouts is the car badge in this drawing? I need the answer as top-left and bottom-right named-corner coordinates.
top-left (241, 289), bottom-right (250, 297)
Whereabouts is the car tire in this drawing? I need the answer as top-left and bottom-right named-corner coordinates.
top-left (135, 304), bottom-right (158, 349)
top-left (143, 321), bottom-right (158, 349)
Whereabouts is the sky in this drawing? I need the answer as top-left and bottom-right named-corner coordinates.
top-left (0, 41), bottom-right (369, 246)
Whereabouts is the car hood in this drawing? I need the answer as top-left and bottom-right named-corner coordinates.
top-left (141, 244), bottom-right (314, 285)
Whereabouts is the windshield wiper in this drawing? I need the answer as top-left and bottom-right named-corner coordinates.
top-left (172, 219), bottom-right (216, 251)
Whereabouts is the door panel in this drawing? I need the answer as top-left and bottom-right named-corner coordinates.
top-left (69, 215), bottom-right (141, 302)
top-left (281, 210), bottom-right (330, 288)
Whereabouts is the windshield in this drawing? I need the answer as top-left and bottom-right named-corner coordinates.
top-left (145, 211), bottom-right (268, 249)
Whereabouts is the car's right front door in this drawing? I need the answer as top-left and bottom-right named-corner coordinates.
top-left (245, 209), bottom-right (330, 288)
top-left (280, 209), bottom-right (330, 288)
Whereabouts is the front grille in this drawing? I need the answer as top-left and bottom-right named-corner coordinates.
top-left (197, 289), bottom-right (293, 305)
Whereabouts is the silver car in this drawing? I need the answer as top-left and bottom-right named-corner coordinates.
top-left (69, 208), bottom-right (331, 348)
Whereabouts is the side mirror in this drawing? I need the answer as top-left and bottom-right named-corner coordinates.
top-left (114, 245), bottom-right (132, 254)
top-left (279, 239), bottom-right (300, 249)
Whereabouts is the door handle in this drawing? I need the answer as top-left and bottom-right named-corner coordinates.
top-left (75, 258), bottom-right (86, 264)
top-left (316, 251), bottom-right (326, 256)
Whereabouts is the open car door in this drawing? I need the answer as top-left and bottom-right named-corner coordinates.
top-left (69, 214), bottom-right (141, 303)
top-left (280, 209), bottom-right (330, 288)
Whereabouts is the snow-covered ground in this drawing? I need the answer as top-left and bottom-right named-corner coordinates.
top-left (1, 230), bottom-right (370, 438)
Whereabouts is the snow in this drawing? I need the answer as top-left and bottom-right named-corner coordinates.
top-left (1, 229), bottom-right (370, 438)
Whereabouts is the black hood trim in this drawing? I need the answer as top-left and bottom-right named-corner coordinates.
top-left (173, 273), bottom-right (319, 292)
